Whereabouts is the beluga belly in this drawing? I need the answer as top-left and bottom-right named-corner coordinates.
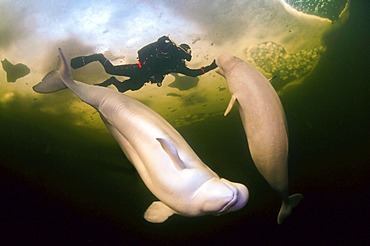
top-left (33, 49), bottom-right (249, 223)
top-left (216, 54), bottom-right (303, 224)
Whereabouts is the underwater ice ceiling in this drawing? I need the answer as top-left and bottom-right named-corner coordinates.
top-left (284, 0), bottom-right (349, 21)
top-left (0, 0), bottom-right (350, 127)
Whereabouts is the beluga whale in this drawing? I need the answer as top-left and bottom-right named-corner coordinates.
top-left (216, 54), bottom-right (303, 224)
top-left (33, 48), bottom-right (248, 223)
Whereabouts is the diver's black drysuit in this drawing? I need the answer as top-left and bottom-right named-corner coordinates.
top-left (70, 36), bottom-right (217, 92)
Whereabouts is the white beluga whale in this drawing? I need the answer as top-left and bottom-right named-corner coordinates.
top-left (216, 54), bottom-right (303, 224)
top-left (33, 49), bottom-right (248, 223)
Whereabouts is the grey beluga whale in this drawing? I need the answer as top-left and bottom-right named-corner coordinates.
top-left (33, 48), bottom-right (249, 223)
top-left (216, 54), bottom-right (303, 224)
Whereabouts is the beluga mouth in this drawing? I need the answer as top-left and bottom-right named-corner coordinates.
top-left (219, 192), bottom-right (238, 214)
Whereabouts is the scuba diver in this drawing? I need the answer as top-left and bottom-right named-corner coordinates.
top-left (70, 36), bottom-right (218, 93)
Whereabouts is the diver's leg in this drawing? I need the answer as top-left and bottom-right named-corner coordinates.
top-left (91, 54), bottom-right (140, 77)
top-left (96, 77), bottom-right (146, 93)
top-left (71, 54), bottom-right (138, 77)
top-left (95, 76), bottom-right (120, 87)
top-left (99, 62), bottom-right (139, 77)
top-left (116, 78), bottom-right (146, 92)
top-left (70, 54), bottom-right (102, 69)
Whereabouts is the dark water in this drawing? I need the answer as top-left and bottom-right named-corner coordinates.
top-left (1, 1), bottom-right (369, 244)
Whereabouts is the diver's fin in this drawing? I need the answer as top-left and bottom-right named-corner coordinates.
top-left (70, 56), bottom-right (86, 69)
top-left (157, 138), bottom-right (186, 170)
top-left (277, 193), bottom-right (303, 224)
top-left (144, 201), bottom-right (175, 223)
top-left (224, 95), bottom-right (237, 116)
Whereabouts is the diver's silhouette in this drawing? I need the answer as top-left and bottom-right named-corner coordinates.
top-left (71, 36), bottom-right (217, 92)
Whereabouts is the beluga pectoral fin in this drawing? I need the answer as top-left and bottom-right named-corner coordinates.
top-left (144, 201), bottom-right (176, 223)
top-left (156, 138), bottom-right (186, 170)
top-left (224, 95), bottom-right (237, 116)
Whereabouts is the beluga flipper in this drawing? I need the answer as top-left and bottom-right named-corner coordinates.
top-left (217, 54), bottom-right (303, 224)
top-left (33, 49), bottom-right (249, 223)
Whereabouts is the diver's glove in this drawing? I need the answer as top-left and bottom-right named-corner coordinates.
top-left (202, 59), bottom-right (218, 73)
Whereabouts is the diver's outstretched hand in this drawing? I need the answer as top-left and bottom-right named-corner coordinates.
top-left (208, 59), bottom-right (217, 70)
top-left (203, 59), bottom-right (217, 73)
